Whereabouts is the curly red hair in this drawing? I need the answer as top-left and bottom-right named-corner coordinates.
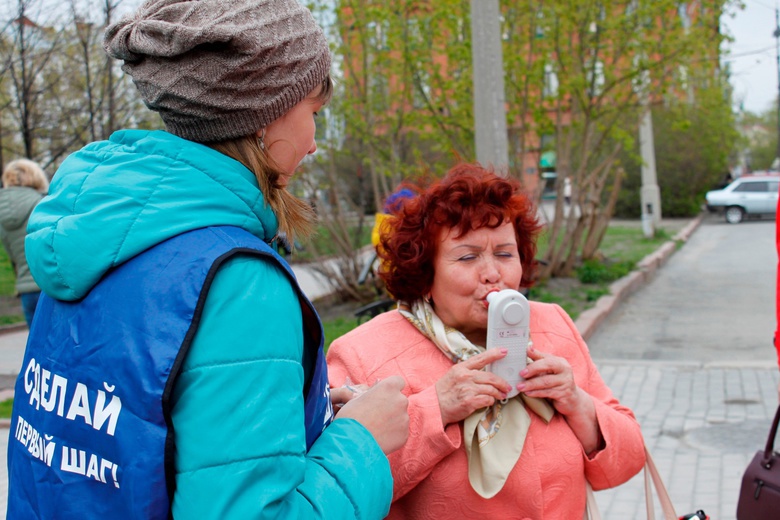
top-left (378, 163), bottom-right (542, 302)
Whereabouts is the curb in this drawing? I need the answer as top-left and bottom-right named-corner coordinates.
top-left (0, 322), bottom-right (27, 336)
top-left (574, 214), bottom-right (704, 341)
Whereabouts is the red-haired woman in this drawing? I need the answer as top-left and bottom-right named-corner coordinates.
top-left (327, 163), bottom-right (645, 518)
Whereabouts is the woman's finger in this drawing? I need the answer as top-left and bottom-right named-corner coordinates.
top-left (461, 348), bottom-right (508, 370)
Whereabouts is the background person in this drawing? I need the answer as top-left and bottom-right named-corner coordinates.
top-left (0, 159), bottom-right (48, 326)
top-left (327, 163), bottom-right (645, 518)
top-left (775, 181), bottom-right (780, 401)
top-left (371, 187), bottom-right (416, 249)
top-left (7, 1), bottom-right (408, 518)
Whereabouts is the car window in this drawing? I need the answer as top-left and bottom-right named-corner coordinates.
top-left (771, 181), bottom-right (779, 194)
top-left (734, 181), bottom-right (769, 193)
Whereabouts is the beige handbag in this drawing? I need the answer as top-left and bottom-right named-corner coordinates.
top-left (585, 446), bottom-right (678, 520)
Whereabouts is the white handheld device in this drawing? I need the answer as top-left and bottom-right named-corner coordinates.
top-left (485, 289), bottom-right (530, 399)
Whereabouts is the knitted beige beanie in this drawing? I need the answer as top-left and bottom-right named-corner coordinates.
top-left (104, 0), bottom-right (331, 143)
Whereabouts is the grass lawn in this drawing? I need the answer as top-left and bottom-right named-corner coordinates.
top-left (528, 225), bottom-right (673, 319)
top-left (0, 246), bottom-right (24, 325)
top-left (0, 247), bottom-right (16, 296)
top-left (0, 398), bottom-right (11, 418)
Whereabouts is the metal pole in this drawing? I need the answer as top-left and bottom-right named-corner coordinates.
top-left (470, 0), bottom-right (509, 175)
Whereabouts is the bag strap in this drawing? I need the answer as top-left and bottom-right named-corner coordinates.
top-left (586, 446), bottom-right (677, 520)
top-left (584, 481), bottom-right (601, 520)
top-left (644, 446), bottom-right (677, 520)
top-left (762, 404), bottom-right (780, 464)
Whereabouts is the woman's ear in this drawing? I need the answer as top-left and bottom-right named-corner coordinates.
top-left (257, 128), bottom-right (266, 150)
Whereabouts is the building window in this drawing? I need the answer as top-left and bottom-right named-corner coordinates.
top-left (543, 62), bottom-right (558, 98)
top-left (587, 59), bottom-right (605, 97)
top-left (679, 3), bottom-right (691, 30)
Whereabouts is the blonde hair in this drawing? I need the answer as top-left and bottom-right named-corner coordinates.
top-left (210, 135), bottom-right (316, 244)
top-left (209, 77), bottom-right (332, 245)
top-left (2, 159), bottom-right (49, 193)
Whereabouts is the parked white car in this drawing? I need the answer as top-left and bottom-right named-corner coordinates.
top-left (705, 175), bottom-right (779, 224)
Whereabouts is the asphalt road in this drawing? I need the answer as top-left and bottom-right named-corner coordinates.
top-left (588, 214), bottom-right (777, 364)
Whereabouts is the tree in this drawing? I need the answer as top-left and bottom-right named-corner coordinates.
top-left (740, 103), bottom-right (778, 172)
top-left (329, 0), bottom-right (476, 210)
top-left (508, 1), bottom-right (737, 277)
top-left (0, 0), bottom-right (156, 172)
top-left (1, 0), bottom-right (64, 163)
top-left (616, 82), bottom-right (738, 218)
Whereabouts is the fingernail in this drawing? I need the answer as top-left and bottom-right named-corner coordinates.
top-left (520, 369), bottom-right (529, 377)
top-left (500, 348), bottom-right (508, 354)
top-left (517, 383), bottom-right (526, 391)
top-left (506, 385), bottom-right (512, 393)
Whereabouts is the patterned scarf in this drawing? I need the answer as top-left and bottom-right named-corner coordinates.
top-left (399, 299), bottom-right (554, 498)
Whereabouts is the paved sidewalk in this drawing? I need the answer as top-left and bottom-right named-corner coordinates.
top-left (592, 360), bottom-right (778, 519)
top-left (587, 216), bottom-right (779, 519)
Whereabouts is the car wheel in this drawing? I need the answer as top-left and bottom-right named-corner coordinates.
top-left (724, 206), bottom-right (744, 224)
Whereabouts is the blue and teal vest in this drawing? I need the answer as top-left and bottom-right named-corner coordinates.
top-left (6, 226), bottom-right (332, 519)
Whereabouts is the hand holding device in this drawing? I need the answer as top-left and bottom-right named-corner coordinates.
top-left (336, 376), bottom-right (409, 454)
top-left (486, 289), bottom-right (530, 399)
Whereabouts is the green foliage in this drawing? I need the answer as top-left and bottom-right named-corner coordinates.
top-left (0, 246), bottom-right (16, 296)
top-left (525, 286), bottom-right (578, 317)
top-left (529, 223), bottom-right (672, 319)
top-left (584, 287), bottom-right (609, 302)
top-left (741, 103), bottom-right (778, 172)
top-left (615, 85), bottom-right (738, 218)
top-left (320, 0), bottom-right (476, 211)
top-left (291, 222), bottom-right (373, 263)
top-left (596, 226), bottom-right (670, 262)
top-left (0, 398), bottom-right (12, 419)
top-left (0, 315), bottom-right (23, 325)
top-left (323, 316), bottom-right (360, 352)
top-left (575, 258), bottom-right (633, 284)
top-left (0, 245), bottom-right (26, 324)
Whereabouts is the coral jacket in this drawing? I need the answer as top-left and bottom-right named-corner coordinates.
top-left (327, 302), bottom-right (645, 519)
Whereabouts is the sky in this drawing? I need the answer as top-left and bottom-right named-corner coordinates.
top-left (723, 0), bottom-right (780, 114)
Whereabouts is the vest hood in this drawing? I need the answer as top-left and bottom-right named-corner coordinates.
top-left (25, 130), bottom-right (279, 301)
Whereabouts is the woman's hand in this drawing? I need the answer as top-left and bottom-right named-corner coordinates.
top-left (435, 349), bottom-right (512, 426)
top-left (518, 346), bottom-right (602, 454)
top-left (516, 346), bottom-right (588, 416)
top-left (330, 383), bottom-right (369, 413)
top-left (336, 376), bottom-right (410, 455)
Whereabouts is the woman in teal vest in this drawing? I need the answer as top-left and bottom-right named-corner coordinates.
top-left (7, 0), bottom-right (408, 518)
